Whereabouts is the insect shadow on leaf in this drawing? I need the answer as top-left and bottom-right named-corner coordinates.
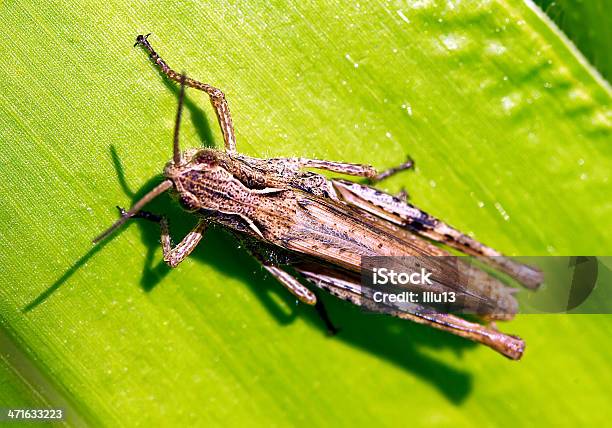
top-left (109, 155), bottom-right (476, 404)
top-left (25, 72), bottom-right (475, 405)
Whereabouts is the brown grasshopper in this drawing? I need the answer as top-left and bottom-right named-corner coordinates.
top-left (94, 34), bottom-right (542, 360)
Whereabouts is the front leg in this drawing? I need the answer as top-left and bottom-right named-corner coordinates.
top-left (243, 242), bottom-right (341, 334)
top-left (118, 207), bottom-right (207, 268)
top-left (135, 34), bottom-right (237, 153)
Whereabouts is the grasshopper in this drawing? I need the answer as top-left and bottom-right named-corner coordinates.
top-left (94, 35), bottom-right (542, 360)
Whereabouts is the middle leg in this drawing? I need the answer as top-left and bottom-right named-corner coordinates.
top-left (297, 155), bottom-right (414, 181)
top-left (118, 207), bottom-right (207, 268)
top-left (248, 249), bottom-right (317, 305)
top-left (299, 158), bottom-right (377, 178)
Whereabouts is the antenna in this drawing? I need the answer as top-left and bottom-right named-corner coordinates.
top-left (93, 74), bottom-right (188, 244)
top-left (173, 73), bottom-right (187, 165)
top-left (92, 180), bottom-right (173, 244)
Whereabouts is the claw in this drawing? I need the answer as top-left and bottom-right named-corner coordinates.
top-left (134, 33), bottom-right (151, 47)
top-left (116, 205), bottom-right (162, 223)
top-left (116, 206), bottom-right (129, 218)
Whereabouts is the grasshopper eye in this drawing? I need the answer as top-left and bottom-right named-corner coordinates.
top-left (196, 152), bottom-right (218, 167)
top-left (179, 193), bottom-right (199, 211)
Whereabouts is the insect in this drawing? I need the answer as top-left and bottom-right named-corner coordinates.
top-left (94, 34), bottom-right (542, 360)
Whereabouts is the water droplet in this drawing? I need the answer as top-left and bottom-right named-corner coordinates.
top-left (494, 202), bottom-right (510, 221)
top-left (441, 34), bottom-right (461, 50)
top-left (412, 0), bottom-right (435, 9)
top-left (396, 9), bottom-right (410, 24)
top-left (501, 96), bottom-right (515, 112)
top-left (479, 78), bottom-right (494, 89)
top-left (578, 158), bottom-right (585, 166)
top-left (477, 201), bottom-right (485, 208)
top-left (401, 102), bottom-right (413, 116)
top-left (527, 132), bottom-right (539, 144)
top-left (486, 41), bottom-right (506, 55)
top-left (568, 88), bottom-right (589, 101)
top-left (589, 110), bottom-right (611, 128)
top-left (344, 53), bottom-right (359, 68)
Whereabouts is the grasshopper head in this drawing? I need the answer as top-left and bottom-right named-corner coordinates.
top-left (93, 75), bottom-right (219, 243)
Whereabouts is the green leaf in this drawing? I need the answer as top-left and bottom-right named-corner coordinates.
top-left (0, 1), bottom-right (610, 426)
top-left (535, 0), bottom-right (611, 80)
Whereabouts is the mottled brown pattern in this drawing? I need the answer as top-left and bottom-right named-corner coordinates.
top-left (162, 150), bottom-right (518, 318)
top-left (92, 35), bottom-right (546, 360)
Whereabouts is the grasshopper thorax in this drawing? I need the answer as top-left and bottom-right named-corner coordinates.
top-left (163, 148), bottom-right (245, 213)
